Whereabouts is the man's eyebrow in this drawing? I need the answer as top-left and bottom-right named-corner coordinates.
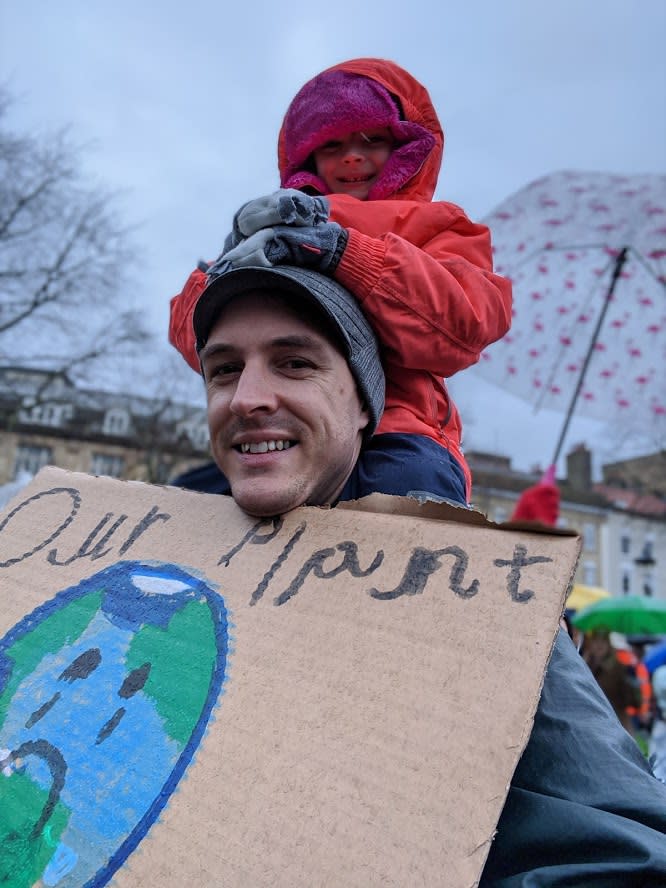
top-left (200, 334), bottom-right (328, 362)
top-left (199, 342), bottom-right (235, 363)
top-left (269, 334), bottom-right (328, 351)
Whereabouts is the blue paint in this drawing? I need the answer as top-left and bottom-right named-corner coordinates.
top-left (0, 561), bottom-right (229, 888)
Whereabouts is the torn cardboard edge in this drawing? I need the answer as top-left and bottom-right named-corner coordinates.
top-left (1, 466), bottom-right (580, 541)
top-left (338, 490), bottom-right (580, 538)
top-left (0, 467), bottom-right (582, 887)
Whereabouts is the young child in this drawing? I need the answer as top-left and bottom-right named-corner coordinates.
top-left (169, 58), bottom-right (512, 504)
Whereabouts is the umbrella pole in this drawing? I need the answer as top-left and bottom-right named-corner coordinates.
top-left (551, 246), bottom-right (630, 467)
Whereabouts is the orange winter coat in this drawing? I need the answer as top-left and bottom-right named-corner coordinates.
top-left (169, 58), bottom-right (512, 498)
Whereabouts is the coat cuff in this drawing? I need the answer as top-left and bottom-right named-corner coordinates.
top-left (333, 227), bottom-right (386, 299)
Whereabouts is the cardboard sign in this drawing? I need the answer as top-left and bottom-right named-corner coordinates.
top-left (0, 467), bottom-right (580, 887)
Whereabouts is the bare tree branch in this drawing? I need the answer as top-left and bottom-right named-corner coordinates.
top-left (0, 85), bottom-right (151, 379)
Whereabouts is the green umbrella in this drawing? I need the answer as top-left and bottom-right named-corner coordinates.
top-left (572, 596), bottom-right (666, 636)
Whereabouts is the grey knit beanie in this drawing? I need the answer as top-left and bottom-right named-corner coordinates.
top-left (193, 265), bottom-right (385, 437)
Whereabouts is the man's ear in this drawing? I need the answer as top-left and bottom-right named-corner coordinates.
top-left (358, 399), bottom-right (370, 433)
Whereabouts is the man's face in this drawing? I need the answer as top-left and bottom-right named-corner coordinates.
top-left (200, 290), bottom-right (369, 517)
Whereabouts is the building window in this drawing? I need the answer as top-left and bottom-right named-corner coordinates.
top-left (178, 421), bottom-right (210, 451)
top-left (635, 538), bottom-right (656, 597)
top-left (103, 408), bottom-right (129, 436)
top-left (582, 561), bottom-right (597, 586)
top-left (20, 402), bottom-right (70, 427)
top-left (13, 444), bottom-right (53, 478)
top-left (189, 424), bottom-right (209, 451)
top-left (91, 452), bottom-right (125, 478)
top-left (620, 532), bottom-right (631, 555)
top-left (494, 506), bottom-right (508, 524)
top-left (582, 522), bottom-right (597, 552)
top-left (622, 572), bottom-right (631, 595)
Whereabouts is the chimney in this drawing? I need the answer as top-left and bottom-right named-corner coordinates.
top-left (567, 443), bottom-right (592, 490)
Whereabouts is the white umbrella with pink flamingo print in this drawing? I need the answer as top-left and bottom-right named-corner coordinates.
top-left (478, 170), bottom-right (666, 464)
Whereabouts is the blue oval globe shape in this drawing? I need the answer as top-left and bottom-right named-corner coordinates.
top-left (0, 560), bottom-right (229, 887)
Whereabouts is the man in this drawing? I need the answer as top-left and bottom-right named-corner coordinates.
top-left (183, 263), bottom-right (666, 885)
top-left (194, 264), bottom-right (384, 517)
top-left (182, 262), bottom-right (462, 507)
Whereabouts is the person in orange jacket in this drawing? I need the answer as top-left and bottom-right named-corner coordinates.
top-left (169, 58), bottom-right (512, 505)
top-left (616, 646), bottom-right (654, 729)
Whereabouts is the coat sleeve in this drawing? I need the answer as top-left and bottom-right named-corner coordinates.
top-left (480, 630), bottom-right (666, 885)
top-left (329, 197), bottom-right (513, 378)
top-left (168, 266), bottom-right (208, 372)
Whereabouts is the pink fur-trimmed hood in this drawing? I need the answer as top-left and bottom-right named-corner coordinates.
top-left (278, 58), bottom-right (443, 202)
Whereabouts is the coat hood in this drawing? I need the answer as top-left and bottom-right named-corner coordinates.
top-left (277, 58), bottom-right (444, 202)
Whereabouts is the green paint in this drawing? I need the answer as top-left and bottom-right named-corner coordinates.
top-left (0, 591), bottom-right (102, 730)
top-left (0, 769), bottom-right (70, 888)
top-left (126, 599), bottom-right (217, 746)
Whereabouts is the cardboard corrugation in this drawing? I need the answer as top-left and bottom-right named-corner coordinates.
top-left (0, 467), bottom-right (581, 887)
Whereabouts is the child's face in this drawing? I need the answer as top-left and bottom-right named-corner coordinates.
top-left (313, 128), bottom-right (393, 200)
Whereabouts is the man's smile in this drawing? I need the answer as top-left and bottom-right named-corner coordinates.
top-left (238, 439), bottom-right (295, 454)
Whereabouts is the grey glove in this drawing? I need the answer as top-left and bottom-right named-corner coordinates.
top-left (221, 222), bottom-right (348, 274)
top-left (230, 189), bottom-right (330, 246)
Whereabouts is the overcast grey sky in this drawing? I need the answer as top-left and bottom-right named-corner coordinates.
top-left (2, 0), bottom-right (664, 475)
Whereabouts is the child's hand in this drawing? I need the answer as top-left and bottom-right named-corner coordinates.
top-left (231, 190), bottom-right (329, 245)
top-left (214, 229), bottom-right (275, 269)
top-left (221, 223), bottom-right (347, 274)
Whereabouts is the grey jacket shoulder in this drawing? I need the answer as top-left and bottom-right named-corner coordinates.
top-left (481, 630), bottom-right (666, 887)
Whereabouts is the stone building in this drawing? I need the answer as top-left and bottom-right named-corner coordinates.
top-left (0, 366), bottom-right (210, 488)
top-left (602, 450), bottom-right (666, 498)
top-left (467, 444), bottom-right (666, 599)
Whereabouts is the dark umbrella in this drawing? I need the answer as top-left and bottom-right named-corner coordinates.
top-left (478, 170), bottom-right (666, 464)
